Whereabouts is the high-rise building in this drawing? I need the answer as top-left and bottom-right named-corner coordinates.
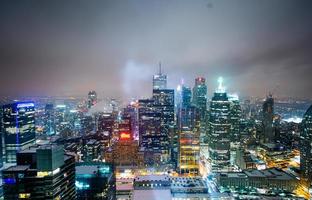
top-left (2, 102), bottom-right (36, 163)
top-left (44, 103), bottom-right (56, 135)
top-left (262, 94), bottom-right (274, 143)
top-left (152, 89), bottom-right (174, 163)
top-left (179, 128), bottom-right (200, 175)
top-left (300, 105), bottom-right (312, 181)
top-left (152, 89), bottom-right (175, 126)
top-left (88, 90), bottom-right (97, 108)
top-left (0, 106), bottom-right (3, 168)
top-left (181, 85), bottom-right (192, 108)
top-left (228, 94), bottom-right (242, 143)
top-left (152, 63), bottom-right (167, 90)
top-left (138, 99), bottom-right (167, 164)
top-left (177, 85), bottom-right (200, 131)
top-left (208, 77), bottom-right (231, 172)
top-left (192, 77), bottom-right (207, 120)
top-left (2, 145), bottom-right (76, 199)
top-left (76, 162), bottom-right (116, 200)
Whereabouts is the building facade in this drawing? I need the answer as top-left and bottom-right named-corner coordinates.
top-left (2, 102), bottom-right (36, 163)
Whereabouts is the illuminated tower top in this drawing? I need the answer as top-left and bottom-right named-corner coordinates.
top-left (216, 76), bottom-right (225, 93)
top-left (153, 62), bottom-right (167, 90)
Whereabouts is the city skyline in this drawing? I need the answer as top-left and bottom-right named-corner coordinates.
top-left (1, 0), bottom-right (312, 100)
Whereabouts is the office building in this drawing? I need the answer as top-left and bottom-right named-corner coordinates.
top-left (44, 103), bottom-right (56, 135)
top-left (138, 99), bottom-right (168, 164)
top-left (76, 162), bottom-right (116, 200)
top-left (2, 102), bottom-right (36, 163)
top-left (192, 77), bottom-right (207, 120)
top-left (207, 78), bottom-right (231, 172)
top-left (2, 145), bottom-right (76, 199)
top-left (300, 105), bottom-right (312, 181)
top-left (179, 128), bottom-right (200, 176)
top-left (228, 94), bottom-right (242, 143)
top-left (152, 63), bottom-right (167, 90)
top-left (262, 94), bottom-right (274, 143)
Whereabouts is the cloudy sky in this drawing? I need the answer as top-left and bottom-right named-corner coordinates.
top-left (1, 0), bottom-right (312, 100)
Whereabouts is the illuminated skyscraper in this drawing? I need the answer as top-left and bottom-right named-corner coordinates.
top-left (262, 94), bottom-right (274, 143)
top-left (2, 102), bottom-right (36, 163)
top-left (179, 128), bottom-right (200, 175)
top-left (138, 99), bottom-right (168, 164)
top-left (88, 90), bottom-right (97, 108)
top-left (177, 85), bottom-right (200, 131)
top-left (192, 77), bottom-right (207, 120)
top-left (300, 105), bottom-right (312, 181)
top-left (181, 85), bottom-right (192, 108)
top-left (228, 94), bottom-right (242, 143)
top-left (152, 89), bottom-right (175, 126)
top-left (208, 77), bottom-right (231, 172)
top-left (152, 63), bottom-right (167, 90)
top-left (44, 103), bottom-right (56, 135)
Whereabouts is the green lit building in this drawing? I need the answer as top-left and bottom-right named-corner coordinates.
top-left (76, 162), bottom-right (116, 200)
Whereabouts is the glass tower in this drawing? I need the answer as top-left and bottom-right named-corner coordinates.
top-left (2, 102), bottom-right (36, 163)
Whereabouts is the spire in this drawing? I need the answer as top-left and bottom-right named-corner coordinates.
top-left (159, 62), bottom-right (162, 75)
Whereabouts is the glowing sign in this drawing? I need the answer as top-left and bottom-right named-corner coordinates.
top-left (4, 178), bottom-right (16, 184)
top-left (120, 132), bottom-right (131, 140)
top-left (17, 103), bottom-right (34, 108)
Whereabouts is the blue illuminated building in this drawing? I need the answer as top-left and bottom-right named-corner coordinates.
top-left (76, 162), bottom-right (116, 200)
top-left (2, 102), bottom-right (36, 163)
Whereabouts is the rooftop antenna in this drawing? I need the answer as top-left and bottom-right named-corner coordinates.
top-left (159, 62), bottom-right (162, 75)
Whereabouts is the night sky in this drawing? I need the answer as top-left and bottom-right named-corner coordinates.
top-left (1, 0), bottom-right (312, 100)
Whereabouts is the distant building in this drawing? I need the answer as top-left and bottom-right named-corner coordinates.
top-left (153, 63), bottom-right (167, 90)
top-left (207, 78), bottom-right (231, 172)
top-left (2, 145), bottom-right (76, 199)
top-left (262, 95), bottom-right (274, 143)
top-left (2, 102), bottom-right (36, 163)
top-left (300, 105), bottom-right (312, 181)
top-left (44, 103), bottom-right (56, 135)
top-left (88, 90), bottom-right (97, 108)
top-left (76, 162), bottom-right (116, 200)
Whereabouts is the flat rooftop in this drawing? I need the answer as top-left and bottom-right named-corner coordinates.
top-left (133, 189), bottom-right (171, 200)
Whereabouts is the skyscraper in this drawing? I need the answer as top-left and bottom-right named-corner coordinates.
top-left (228, 94), bottom-right (242, 143)
top-left (177, 85), bottom-right (200, 131)
top-left (2, 102), bottom-right (36, 163)
top-left (2, 145), bottom-right (76, 199)
top-left (300, 105), bottom-right (312, 181)
top-left (138, 99), bottom-right (167, 164)
top-left (262, 94), bottom-right (274, 143)
top-left (152, 89), bottom-right (175, 126)
top-left (208, 77), bottom-right (231, 172)
top-left (88, 90), bottom-right (97, 108)
top-left (192, 77), bottom-right (207, 120)
top-left (152, 63), bottom-right (167, 90)
top-left (44, 103), bottom-right (56, 135)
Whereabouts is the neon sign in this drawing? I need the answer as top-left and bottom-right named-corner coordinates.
top-left (120, 132), bottom-right (131, 140)
top-left (17, 103), bottom-right (34, 108)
